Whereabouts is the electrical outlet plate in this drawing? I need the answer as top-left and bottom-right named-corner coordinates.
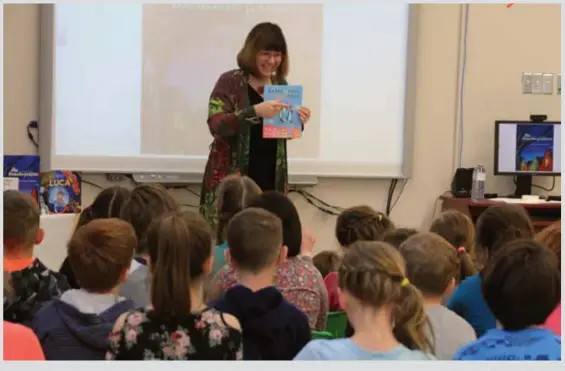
top-left (531, 73), bottom-right (543, 94)
top-left (522, 72), bottom-right (532, 94)
top-left (542, 73), bottom-right (554, 95)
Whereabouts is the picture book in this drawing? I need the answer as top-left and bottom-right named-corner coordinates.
top-left (39, 171), bottom-right (82, 214)
top-left (3, 155), bottom-right (41, 204)
top-left (515, 124), bottom-right (554, 172)
top-left (263, 85), bottom-right (303, 139)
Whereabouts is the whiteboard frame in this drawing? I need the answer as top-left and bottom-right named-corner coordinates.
top-left (39, 4), bottom-right (419, 180)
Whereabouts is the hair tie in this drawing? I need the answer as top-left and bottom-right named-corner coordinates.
top-left (457, 246), bottom-right (466, 254)
top-left (400, 277), bottom-right (410, 287)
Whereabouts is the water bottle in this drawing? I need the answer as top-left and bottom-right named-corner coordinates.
top-left (471, 164), bottom-right (486, 202)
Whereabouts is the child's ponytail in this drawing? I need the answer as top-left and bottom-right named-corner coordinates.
top-left (391, 279), bottom-right (434, 354)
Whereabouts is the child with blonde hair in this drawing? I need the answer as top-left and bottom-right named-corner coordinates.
top-left (295, 241), bottom-right (433, 360)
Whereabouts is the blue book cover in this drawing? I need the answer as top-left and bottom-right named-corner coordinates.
top-left (40, 171), bottom-right (82, 214)
top-left (3, 155), bottom-right (41, 204)
top-left (263, 85), bottom-right (303, 139)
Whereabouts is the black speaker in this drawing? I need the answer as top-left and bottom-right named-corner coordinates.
top-left (451, 168), bottom-right (474, 198)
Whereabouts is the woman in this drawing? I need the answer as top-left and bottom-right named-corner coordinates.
top-left (199, 22), bottom-right (312, 226)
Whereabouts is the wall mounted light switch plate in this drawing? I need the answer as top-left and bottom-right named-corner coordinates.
top-left (522, 72), bottom-right (532, 94)
top-left (542, 73), bottom-right (554, 94)
top-left (531, 73), bottom-right (543, 94)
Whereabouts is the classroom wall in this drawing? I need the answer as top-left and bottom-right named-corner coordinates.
top-left (4, 4), bottom-right (561, 256)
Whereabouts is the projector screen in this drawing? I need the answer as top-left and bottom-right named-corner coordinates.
top-left (39, 3), bottom-right (417, 179)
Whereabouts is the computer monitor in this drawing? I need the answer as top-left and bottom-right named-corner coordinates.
top-left (494, 120), bottom-right (561, 197)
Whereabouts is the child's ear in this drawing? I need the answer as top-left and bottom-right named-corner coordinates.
top-left (337, 287), bottom-right (347, 310)
top-left (277, 245), bottom-right (288, 265)
top-left (34, 228), bottom-right (45, 245)
top-left (444, 277), bottom-right (456, 295)
top-left (225, 250), bottom-right (237, 269)
top-left (203, 255), bottom-right (213, 276)
top-left (118, 268), bottom-right (129, 285)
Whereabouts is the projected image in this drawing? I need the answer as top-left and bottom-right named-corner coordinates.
top-left (515, 124), bottom-right (554, 172)
top-left (140, 4), bottom-right (324, 157)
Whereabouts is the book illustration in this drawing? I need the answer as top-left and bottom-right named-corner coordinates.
top-left (263, 85), bottom-right (303, 139)
top-left (515, 124), bottom-right (554, 172)
top-left (3, 155), bottom-right (41, 205)
top-left (40, 171), bottom-right (82, 214)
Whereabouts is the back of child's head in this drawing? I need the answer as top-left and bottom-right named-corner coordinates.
top-left (216, 175), bottom-right (262, 243)
top-left (312, 250), bottom-right (341, 278)
top-left (247, 191), bottom-right (302, 257)
top-left (399, 232), bottom-right (459, 297)
top-left (3, 190), bottom-right (41, 250)
top-left (476, 204), bottom-right (534, 259)
top-left (339, 241), bottom-right (432, 353)
top-left (535, 220), bottom-right (561, 272)
top-left (120, 184), bottom-right (180, 254)
top-left (146, 211), bottom-right (212, 316)
top-left (227, 208), bottom-right (283, 274)
top-left (335, 205), bottom-right (394, 247)
top-left (67, 218), bottom-right (136, 293)
top-left (429, 210), bottom-right (477, 281)
top-left (483, 239), bottom-right (560, 331)
top-left (382, 228), bottom-right (418, 249)
top-left (75, 186), bottom-right (131, 230)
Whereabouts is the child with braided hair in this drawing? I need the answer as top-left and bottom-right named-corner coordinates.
top-left (295, 241), bottom-right (434, 360)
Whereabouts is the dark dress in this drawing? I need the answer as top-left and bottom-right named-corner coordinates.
top-left (247, 85), bottom-right (278, 191)
top-left (106, 307), bottom-right (243, 360)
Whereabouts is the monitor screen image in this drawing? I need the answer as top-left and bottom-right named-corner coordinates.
top-left (495, 121), bottom-right (561, 175)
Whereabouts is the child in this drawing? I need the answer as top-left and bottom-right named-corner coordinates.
top-left (382, 228), bottom-right (418, 249)
top-left (59, 186), bottom-right (131, 289)
top-left (3, 190), bottom-right (69, 327)
top-left (325, 206), bottom-right (395, 313)
top-left (32, 219), bottom-right (137, 360)
top-left (3, 272), bottom-right (45, 360)
top-left (212, 174), bottom-right (261, 278)
top-left (213, 191), bottom-right (328, 331)
top-left (448, 204), bottom-right (534, 337)
top-left (454, 240), bottom-right (561, 360)
top-left (106, 211), bottom-right (243, 360)
top-left (399, 232), bottom-right (476, 360)
top-left (535, 221), bottom-right (561, 336)
top-left (313, 251), bottom-right (341, 279)
top-left (118, 184), bottom-right (180, 307)
top-left (214, 208), bottom-right (311, 360)
top-left (294, 241), bottom-right (433, 360)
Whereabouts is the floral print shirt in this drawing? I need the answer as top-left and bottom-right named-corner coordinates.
top-left (105, 307), bottom-right (242, 360)
top-left (213, 256), bottom-right (328, 331)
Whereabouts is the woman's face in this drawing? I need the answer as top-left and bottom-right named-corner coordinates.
top-left (255, 50), bottom-right (283, 78)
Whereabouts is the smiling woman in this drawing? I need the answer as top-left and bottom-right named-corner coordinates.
top-left (199, 22), bottom-right (312, 227)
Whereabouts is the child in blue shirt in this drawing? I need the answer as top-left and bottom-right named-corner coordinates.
top-left (295, 241), bottom-right (434, 361)
top-left (454, 239), bottom-right (561, 361)
top-left (448, 204), bottom-right (534, 337)
top-left (211, 175), bottom-right (261, 278)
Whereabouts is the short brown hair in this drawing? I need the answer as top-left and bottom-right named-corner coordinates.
top-left (313, 250), bottom-right (341, 278)
top-left (339, 241), bottom-right (432, 354)
top-left (429, 210), bottom-right (478, 280)
top-left (335, 205), bottom-right (395, 247)
top-left (120, 184), bottom-right (180, 254)
top-left (227, 208), bottom-right (283, 274)
top-left (147, 211), bottom-right (212, 316)
top-left (400, 232), bottom-right (459, 296)
top-left (236, 22), bottom-right (289, 83)
top-left (535, 220), bottom-right (561, 272)
top-left (476, 204), bottom-right (534, 258)
top-left (483, 239), bottom-right (560, 330)
top-left (382, 228), bottom-right (418, 249)
top-left (216, 175), bottom-right (261, 243)
top-left (67, 218), bottom-right (136, 293)
top-left (3, 190), bottom-right (40, 248)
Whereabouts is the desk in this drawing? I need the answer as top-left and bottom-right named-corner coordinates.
top-left (440, 195), bottom-right (561, 230)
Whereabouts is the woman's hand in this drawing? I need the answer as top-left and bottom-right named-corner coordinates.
top-left (301, 227), bottom-right (317, 258)
top-left (297, 107), bottom-right (311, 125)
top-left (254, 100), bottom-right (288, 119)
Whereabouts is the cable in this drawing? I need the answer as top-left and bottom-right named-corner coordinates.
top-left (81, 180), bottom-right (104, 189)
top-left (385, 179), bottom-right (398, 216)
top-left (513, 176), bottom-right (556, 192)
top-left (183, 187), bottom-right (201, 198)
top-left (432, 191), bottom-right (453, 218)
top-left (288, 188), bottom-right (343, 216)
top-left (27, 121), bottom-right (39, 148)
top-left (389, 179), bottom-right (409, 215)
top-left (457, 4), bottom-right (470, 168)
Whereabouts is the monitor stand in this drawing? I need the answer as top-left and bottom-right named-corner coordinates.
top-left (514, 175), bottom-right (532, 197)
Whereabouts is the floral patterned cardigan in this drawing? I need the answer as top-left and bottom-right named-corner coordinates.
top-left (199, 69), bottom-right (289, 227)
